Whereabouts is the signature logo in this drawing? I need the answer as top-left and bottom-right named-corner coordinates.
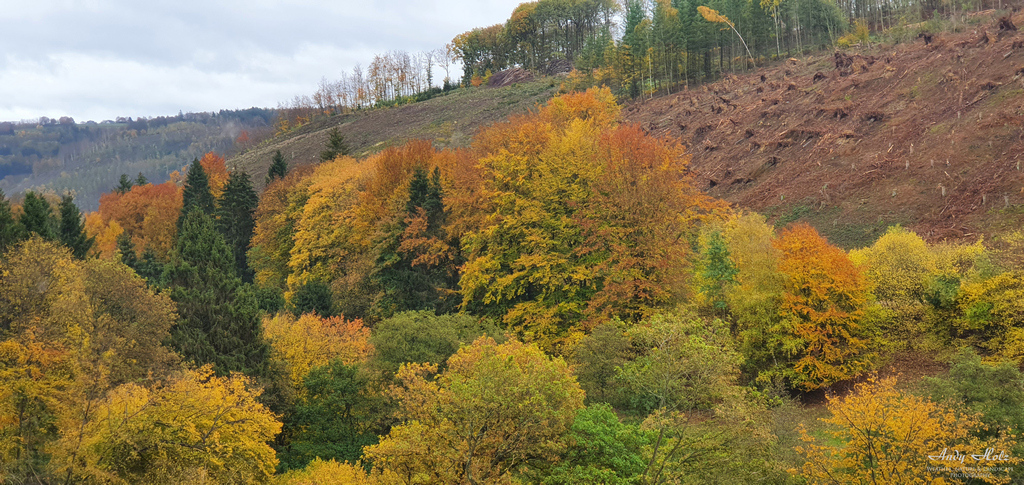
top-left (928, 448), bottom-right (1011, 464)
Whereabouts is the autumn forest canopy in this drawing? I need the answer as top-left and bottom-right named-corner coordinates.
top-left (2, 85), bottom-right (1024, 484)
top-left (4, 0), bottom-right (1024, 482)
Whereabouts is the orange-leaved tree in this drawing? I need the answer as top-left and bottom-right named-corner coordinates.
top-left (198, 152), bottom-right (229, 199)
top-left (577, 124), bottom-right (725, 326)
top-left (84, 212), bottom-right (123, 259)
top-left (96, 181), bottom-right (182, 259)
top-left (770, 223), bottom-right (874, 390)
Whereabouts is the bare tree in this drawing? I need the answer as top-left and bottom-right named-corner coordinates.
top-left (421, 50), bottom-right (435, 89)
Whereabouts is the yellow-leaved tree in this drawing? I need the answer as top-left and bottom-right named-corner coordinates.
top-left (69, 366), bottom-right (281, 484)
top-left (0, 238), bottom-right (183, 481)
top-left (459, 87), bottom-right (723, 352)
top-left (286, 156), bottom-right (366, 297)
top-left (953, 271), bottom-right (1024, 361)
top-left (263, 312), bottom-right (373, 387)
top-left (849, 225), bottom-right (935, 304)
top-left (364, 337), bottom-right (585, 483)
top-left (797, 376), bottom-right (1018, 484)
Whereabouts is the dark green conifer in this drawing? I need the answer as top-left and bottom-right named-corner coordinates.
top-left (135, 172), bottom-right (148, 186)
top-left (164, 209), bottom-right (270, 377)
top-left (371, 166), bottom-right (458, 317)
top-left (0, 189), bottom-right (27, 253)
top-left (267, 150), bottom-right (288, 184)
top-left (319, 128), bottom-right (350, 162)
top-left (116, 174), bottom-right (133, 194)
top-left (20, 192), bottom-right (57, 241)
top-left (136, 248), bottom-right (164, 286)
top-left (58, 194), bottom-right (94, 259)
top-left (117, 232), bottom-right (138, 269)
top-left (177, 158), bottom-right (216, 230)
top-left (216, 170), bottom-right (259, 283)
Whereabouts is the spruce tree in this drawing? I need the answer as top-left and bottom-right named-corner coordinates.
top-left (319, 128), bottom-right (350, 162)
top-left (216, 170), bottom-right (259, 283)
top-left (0, 189), bottom-right (26, 253)
top-left (117, 231), bottom-right (138, 269)
top-left (116, 174), bottom-right (133, 194)
top-left (135, 172), bottom-right (148, 186)
top-left (58, 194), bottom-right (94, 259)
top-left (267, 150), bottom-right (288, 184)
top-left (164, 209), bottom-right (270, 377)
top-left (136, 248), bottom-right (164, 286)
top-left (20, 192), bottom-right (57, 241)
top-left (372, 167), bottom-right (458, 317)
top-left (178, 158), bottom-right (216, 230)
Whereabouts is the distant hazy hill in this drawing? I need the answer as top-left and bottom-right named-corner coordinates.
top-left (0, 109), bottom-right (275, 210)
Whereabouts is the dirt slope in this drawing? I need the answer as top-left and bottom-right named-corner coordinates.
top-left (624, 12), bottom-right (1024, 248)
top-left (229, 79), bottom-right (558, 189)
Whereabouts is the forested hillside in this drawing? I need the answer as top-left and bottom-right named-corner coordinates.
top-left (3, 0), bottom-right (1024, 483)
top-left (3, 87), bottom-right (1024, 484)
top-left (0, 109), bottom-right (274, 210)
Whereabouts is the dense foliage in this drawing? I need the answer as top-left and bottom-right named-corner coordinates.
top-left (5, 87), bottom-right (1024, 484)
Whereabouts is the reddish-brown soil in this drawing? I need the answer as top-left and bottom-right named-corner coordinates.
top-left (623, 11), bottom-right (1024, 248)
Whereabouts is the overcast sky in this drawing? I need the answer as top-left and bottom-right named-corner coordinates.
top-left (0, 1), bottom-right (526, 123)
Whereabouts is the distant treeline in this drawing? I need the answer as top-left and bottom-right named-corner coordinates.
top-left (451, 0), bottom-right (1006, 97)
top-left (0, 108), bottom-right (276, 210)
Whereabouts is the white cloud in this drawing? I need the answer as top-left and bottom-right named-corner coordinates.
top-left (0, 0), bottom-right (525, 122)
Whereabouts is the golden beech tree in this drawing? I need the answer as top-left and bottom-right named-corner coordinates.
top-left (286, 157), bottom-right (366, 297)
top-left (277, 458), bottom-right (393, 485)
top-left (84, 212), bottom-right (123, 259)
top-left (0, 238), bottom-right (180, 481)
top-left (364, 337), bottom-right (585, 484)
top-left (797, 376), bottom-right (1019, 485)
top-left (459, 87), bottom-right (723, 352)
top-left (262, 312), bottom-right (373, 387)
top-left (249, 164), bottom-right (316, 290)
top-left (66, 366), bottom-right (281, 484)
top-left (458, 102), bottom-right (604, 350)
top-left (848, 225), bottom-right (936, 304)
top-left (721, 212), bottom-right (785, 332)
top-left (772, 223), bottom-right (874, 390)
top-left (953, 272), bottom-right (1024, 361)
